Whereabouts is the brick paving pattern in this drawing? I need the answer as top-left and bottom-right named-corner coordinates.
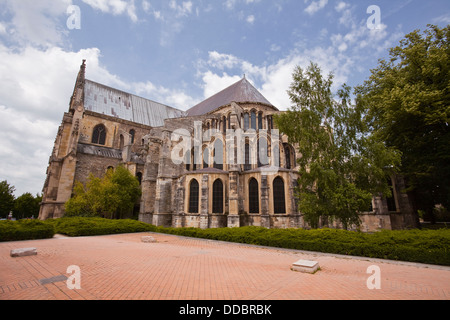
top-left (0, 232), bottom-right (449, 300)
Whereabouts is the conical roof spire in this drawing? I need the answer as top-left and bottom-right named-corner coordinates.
top-left (187, 76), bottom-right (275, 116)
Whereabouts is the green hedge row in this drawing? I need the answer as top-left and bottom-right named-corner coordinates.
top-left (0, 219), bottom-right (55, 241)
top-left (0, 217), bottom-right (155, 241)
top-left (45, 217), bottom-right (156, 237)
top-left (153, 226), bottom-right (450, 266)
top-left (1, 217), bottom-right (448, 266)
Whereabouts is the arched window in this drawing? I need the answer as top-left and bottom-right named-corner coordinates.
top-left (203, 147), bottom-right (209, 169)
top-left (267, 115), bottom-right (273, 130)
top-left (251, 111), bottom-right (256, 130)
top-left (272, 142), bottom-right (280, 167)
top-left (258, 112), bottom-right (263, 130)
top-left (244, 142), bottom-right (251, 171)
top-left (257, 138), bottom-right (268, 167)
top-left (129, 129), bottom-right (135, 144)
top-left (227, 113), bottom-right (231, 129)
top-left (188, 179), bottom-right (199, 213)
top-left (191, 147), bottom-right (197, 171)
top-left (212, 179), bottom-right (224, 214)
top-left (92, 124), bottom-right (106, 145)
top-left (213, 139), bottom-right (223, 170)
top-left (119, 134), bottom-right (124, 149)
top-left (136, 172), bottom-right (142, 185)
top-left (273, 177), bottom-right (286, 213)
top-left (244, 113), bottom-right (249, 130)
top-left (222, 116), bottom-right (227, 134)
top-left (284, 144), bottom-right (292, 169)
top-left (185, 149), bottom-right (191, 171)
top-left (249, 178), bottom-right (259, 214)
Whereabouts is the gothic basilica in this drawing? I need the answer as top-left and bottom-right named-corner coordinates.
top-left (38, 61), bottom-right (417, 231)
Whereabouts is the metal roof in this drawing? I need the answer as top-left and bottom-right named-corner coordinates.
top-left (186, 77), bottom-right (276, 116)
top-left (83, 79), bottom-right (186, 127)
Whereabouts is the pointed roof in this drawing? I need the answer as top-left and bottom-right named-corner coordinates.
top-left (187, 77), bottom-right (276, 116)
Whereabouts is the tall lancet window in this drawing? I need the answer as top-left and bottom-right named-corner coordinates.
top-left (188, 179), bottom-right (199, 213)
top-left (249, 178), bottom-right (259, 214)
top-left (212, 179), bottom-right (224, 214)
top-left (214, 139), bottom-right (224, 170)
top-left (92, 124), bottom-right (106, 145)
top-left (251, 111), bottom-right (256, 130)
top-left (273, 177), bottom-right (286, 214)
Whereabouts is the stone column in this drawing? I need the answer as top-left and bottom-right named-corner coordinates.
top-left (260, 175), bottom-right (270, 228)
top-left (152, 132), bottom-right (174, 227)
top-left (227, 171), bottom-right (240, 228)
top-left (200, 174), bottom-right (209, 229)
top-left (172, 177), bottom-right (186, 228)
top-left (139, 137), bottom-right (160, 224)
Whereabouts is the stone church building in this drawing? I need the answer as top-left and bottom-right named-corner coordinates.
top-left (38, 61), bottom-right (417, 231)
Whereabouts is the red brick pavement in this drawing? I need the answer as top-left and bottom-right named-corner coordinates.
top-left (0, 232), bottom-right (449, 301)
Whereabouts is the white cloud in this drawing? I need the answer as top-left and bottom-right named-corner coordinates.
top-left (0, 105), bottom-right (56, 197)
top-left (0, 44), bottom-right (108, 196)
top-left (82, 0), bottom-right (138, 22)
top-left (2, 0), bottom-right (72, 47)
top-left (304, 0), bottom-right (328, 15)
top-left (224, 0), bottom-right (261, 10)
top-left (246, 15), bottom-right (255, 24)
top-left (169, 0), bottom-right (193, 17)
top-left (335, 1), bottom-right (349, 12)
top-left (432, 14), bottom-right (450, 25)
top-left (201, 71), bottom-right (241, 98)
top-left (224, 0), bottom-right (237, 10)
top-left (0, 22), bottom-right (7, 35)
top-left (142, 0), bottom-right (151, 12)
top-left (0, 43), bottom-right (199, 196)
top-left (208, 51), bottom-right (240, 69)
top-left (198, 45), bottom-right (355, 111)
top-left (133, 81), bottom-right (198, 110)
top-left (270, 44), bottom-right (281, 52)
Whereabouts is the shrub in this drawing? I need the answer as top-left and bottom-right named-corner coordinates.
top-left (0, 219), bottom-right (55, 241)
top-left (154, 226), bottom-right (450, 266)
top-left (47, 217), bottom-right (157, 237)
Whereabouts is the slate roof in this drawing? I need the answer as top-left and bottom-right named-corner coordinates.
top-left (83, 79), bottom-right (187, 127)
top-left (186, 77), bottom-right (276, 116)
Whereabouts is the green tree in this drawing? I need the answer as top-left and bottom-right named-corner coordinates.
top-left (275, 62), bottom-right (401, 229)
top-left (13, 193), bottom-right (42, 219)
top-left (65, 166), bottom-right (142, 219)
top-left (0, 180), bottom-right (15, 218)
top-left (355, 25), bottom-right (450, 222)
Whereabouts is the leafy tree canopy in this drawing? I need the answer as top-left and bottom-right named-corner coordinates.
top-left (0, 180), bottom-right (15, 218)
top-left (13, 193), bottom-right (42, 219)
top-left (65, 166), bottom-right (142, 219)
top-left (275, 62), bottom-right (401, 229)
top-left (355, 25), bottom-right (450, 220)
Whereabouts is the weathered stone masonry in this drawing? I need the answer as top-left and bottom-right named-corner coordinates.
top-left (39, 61), bottom-right (418, 231)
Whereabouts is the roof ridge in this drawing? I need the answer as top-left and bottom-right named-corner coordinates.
top-left (187, 77), bottom-right (275, 116)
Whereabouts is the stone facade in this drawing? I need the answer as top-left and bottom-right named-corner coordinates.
top-left (39, 61), bottom-right (418, 231)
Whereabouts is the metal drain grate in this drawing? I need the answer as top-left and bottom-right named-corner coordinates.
top-left (39, 275), bottom-right (68, 285)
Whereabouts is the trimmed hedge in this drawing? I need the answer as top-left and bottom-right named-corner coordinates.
top-left (1, 217), bottom-right (448, 266)
top-left (0, 219), bottom-right (55, 242)
top-left (45, 217), bottom-right (157, 237)
top-left (153, 226), bottom-right (450, 266)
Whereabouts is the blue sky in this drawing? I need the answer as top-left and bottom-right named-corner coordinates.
top-left (0, 0), bottom-right (449, 197)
